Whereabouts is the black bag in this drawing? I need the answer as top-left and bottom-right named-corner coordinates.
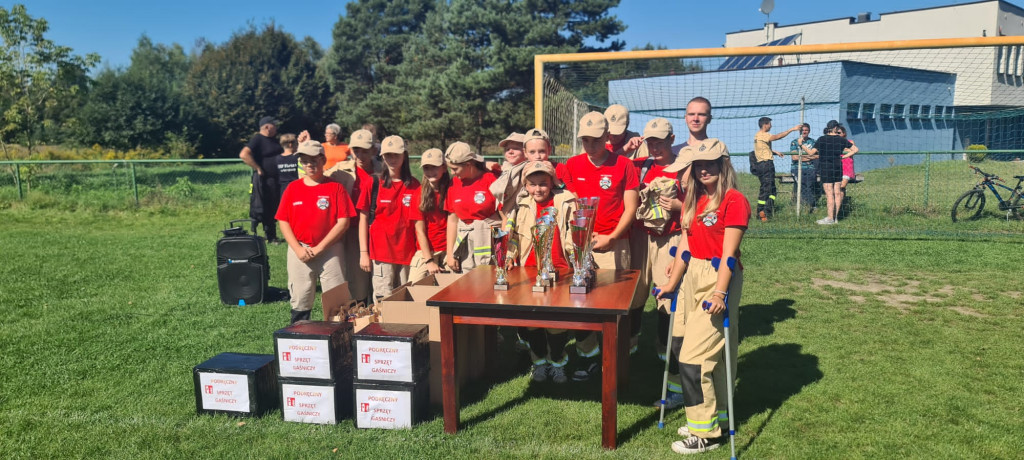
top-left (217, 219), bottom-right (270, 305)
top-left (748, 151), bottom-right (757, 174)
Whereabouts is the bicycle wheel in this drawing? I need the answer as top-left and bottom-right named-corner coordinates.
top-left (951, 189), bottom-right (985, 222)
top-left (1012, 193), bottom-right (1024, 220)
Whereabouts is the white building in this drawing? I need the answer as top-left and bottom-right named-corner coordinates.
top-left (724, 0), bottom-right (1024, 108)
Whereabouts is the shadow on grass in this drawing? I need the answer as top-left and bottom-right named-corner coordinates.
top-left (735, 343), bottom-right (823, 455)
top-left (739, 299), bottom-right (797, 341)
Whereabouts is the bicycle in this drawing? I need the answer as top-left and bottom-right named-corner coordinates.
top-left (950, 165), bottom-right (1024, 222)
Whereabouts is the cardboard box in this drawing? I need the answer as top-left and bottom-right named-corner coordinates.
top-left (273, 321), bottom-right (353, 382)
top-left (280, 378), bottom-right (353, 425)
top-left (411, 272), bottom-right (464, 288)
top-left (321, 282), bottom-right (352, 321)
top-left (353, 323), bottom-right (430, 384)
top-left (353, 380), bottom-right (428, 429)
top-left (378, 285), bottom-right (489, 405)
top-left (193, 353), bottom-right (278, 417)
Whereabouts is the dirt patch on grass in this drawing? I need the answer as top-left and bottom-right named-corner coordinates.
top-left (950, 306), bottom-right (988, 318)
top-left (1006, 291), bottom-right (1021, 299)
top-left (848, 295), bottom-right (866, 304)
top-left (812, 272), bottom-right (942, 313)
top-left (812, 278), bottom-right (891, 293)
top-left (935, 285), bottom-right (955, 296)
top-left (971, 294), bottom-right (988, 302)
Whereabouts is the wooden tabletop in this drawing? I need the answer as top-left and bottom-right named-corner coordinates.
top-left (426, 266), bottom-right (637, 315)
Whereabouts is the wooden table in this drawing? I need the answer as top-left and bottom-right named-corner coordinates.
top-left (426, 265), bottom-right (639, 450)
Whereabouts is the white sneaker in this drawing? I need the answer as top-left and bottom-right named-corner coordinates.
top-left (671, 435), bottom-right (724, 455)
top-left (531, 364), bottom-right (549, 382)
top-left (549, 365), bottom-right (568, 384)
top-left (677, 425), bottom-right (690, 437)
top-left (815, 217), bottom-right (835, 225)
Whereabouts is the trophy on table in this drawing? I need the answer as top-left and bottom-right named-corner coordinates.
top-left (569, 197), bottom-right (600, 294)
top-left (492, 226), bottom-right (510, 291)
top-left (531, 208), bottom-right (558, 292)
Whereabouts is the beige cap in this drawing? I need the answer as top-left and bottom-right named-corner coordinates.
top-left (604, 104), bottom-right (629, 135)
top-left (523, 127), bottom-right (550, 144)
top-left (666, 138), bottom-right (728, 173)
top-left (499, 132), bottom-right (525, 148)
top-left (296, 140), bottom-right (325, 157)
top-left (350, 129), bottom-right (375, 149)
top-left (643, 118), bottom-right (673, 139)
top-left (421, 148), bottom-right (444, 167)
top-left (577, 112), bottom-right (608, 138)
top-left (445, 141), bottom-right (484, 164)
top-left (380, 135), bottom-right (406, 155)
top-left (520, 160), bottom-right (558, 183)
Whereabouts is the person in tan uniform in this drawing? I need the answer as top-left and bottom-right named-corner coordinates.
top-left (752, 117), bottom-right (800, 221)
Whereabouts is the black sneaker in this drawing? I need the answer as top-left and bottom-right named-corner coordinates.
top-left (571, 360), bottom-right (600, 382)
top-left (671, 435), bottom-right (724, 455)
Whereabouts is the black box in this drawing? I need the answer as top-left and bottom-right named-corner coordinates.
top-left (217, 219), bottom-right (269, 305)
top-left (353, 380), bottom-right (429, 429)
top-left (193, 353), bottom-right (277, 417)
top-left (352, 323), bottom-right (429, 384)
top-left (279, 377), bottom-right (353, 425)
top-left (273, 321), bottom-right (353, 382)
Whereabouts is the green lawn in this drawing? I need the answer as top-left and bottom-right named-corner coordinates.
top-left (1, 204), bottom-right (1022, 459)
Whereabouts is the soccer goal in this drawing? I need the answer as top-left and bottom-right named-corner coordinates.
top-left (534, 36), bottom-right (1024, 238)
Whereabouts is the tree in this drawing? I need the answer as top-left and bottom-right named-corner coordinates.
top-left (323, 0), bottom-right (626, 151)
top-left (0, 4), bottom-right (98, 156)
top-left (75, 36), bottom-right (193, 153)
top-left (185, 23), bottom-right (330, 156)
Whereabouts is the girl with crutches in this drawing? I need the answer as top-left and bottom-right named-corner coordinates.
top-left (656, 138), bottom-right (749, 455)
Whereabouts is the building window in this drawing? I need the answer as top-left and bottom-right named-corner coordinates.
top-left (879, 104), bottom-right (893, 121)
top-left (946, 106), bottom-right (955, 119)
top-left (846, 103), bottom-right (860, 120)
top-left (862, 103), bottom-right (875, 120)
top-left (908, 105), bottom-right (920, 119)
top-left (933, 105), bottom-right (944, 118)
top-left (893, 104), bottom-right (906, 119)
top-left (920, 105), bottom-right (931, 118)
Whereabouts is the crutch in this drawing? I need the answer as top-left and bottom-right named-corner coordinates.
top-left (652, 247), bottom-right (691, 429)
top-left (703, 256), bottom-right (738, 460)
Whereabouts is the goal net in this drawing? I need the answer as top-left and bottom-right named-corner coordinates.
top-left (536, 37), bottom-right (1024, 239)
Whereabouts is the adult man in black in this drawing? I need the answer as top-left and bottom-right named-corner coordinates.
top-left (239, 116), bottom-right (284, 243)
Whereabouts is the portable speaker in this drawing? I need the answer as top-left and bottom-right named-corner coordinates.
top-left (218, 219), bottom-right (270, 305)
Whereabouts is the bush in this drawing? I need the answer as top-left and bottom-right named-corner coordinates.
top-left (966, 144), bottom-right (987, 163)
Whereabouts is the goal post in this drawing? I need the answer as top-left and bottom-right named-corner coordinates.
top-left (533, 36), bottom-right (1024, 238)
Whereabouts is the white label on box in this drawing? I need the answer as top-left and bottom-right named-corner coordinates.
top-left (355, 388), bottom-right (412, 429)
top-left (281, 382), bottom-right (336, 424)
top-left (356, 340), bottom-right (413, 382)
top-left (198, 372), bottom-right (250, 413)
top-left (277, 338), bottom-right (331, 379)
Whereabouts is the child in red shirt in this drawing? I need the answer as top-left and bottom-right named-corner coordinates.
top-left (560, 111), bottom-right (640, 381)
top-left (657, 138), bottom-right (750, 454)
top-left (443, 142), bottom-right (500, 273)
top-left (408, 148), bottom-right (451, 283)
top-left (507, 161), bottom-right (578, 384)
top-left (275, 140), bottom-right (356, 324)
top-left (357, 135), bottom-right (420, 304)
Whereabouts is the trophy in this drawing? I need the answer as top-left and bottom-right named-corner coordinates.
top-left (569, 197), bottom-right (600, 294)
top-left (492, 227), bottom-right (509, 290)
top-left (531, 209), bottom-right (558, 292)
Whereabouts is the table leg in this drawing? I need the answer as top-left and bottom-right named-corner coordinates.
top-left (441, 310), bottom-right (459, 434)
top-left (618, 311), bottom-right (630, 388)
top-left (483, 326), bottom-right (498, 379)
top-left (601, 317), bottom-right (619, 450)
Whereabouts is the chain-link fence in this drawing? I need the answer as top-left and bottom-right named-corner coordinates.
top-left (2, 155), bottom-right (1022, 240)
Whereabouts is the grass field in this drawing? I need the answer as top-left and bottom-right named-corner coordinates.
top-left (1, 195), bottom-right (1022, 458)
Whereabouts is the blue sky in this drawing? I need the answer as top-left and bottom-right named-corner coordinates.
top-left (2, 0), bottom-right (1011, 69)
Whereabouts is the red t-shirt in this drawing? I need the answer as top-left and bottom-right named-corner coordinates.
top-left (686, 189), bottom-right (750, 261)
top-left (633, 158), bottom-right (683, 236)
top-left (276, 180), bottom-right (356, 247)
top-left (351, 167), bottom-right (376, 211)
top-left (409, 188), bottom-right (448, 253)
top-left (444, 172), bottom-right (498, 221)
top-left (524, 198), bottom-right (570, 270)
top-left (358, 178), bottom-right (421, 264)
top-left (561, 152), bottom-right (640, 236)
